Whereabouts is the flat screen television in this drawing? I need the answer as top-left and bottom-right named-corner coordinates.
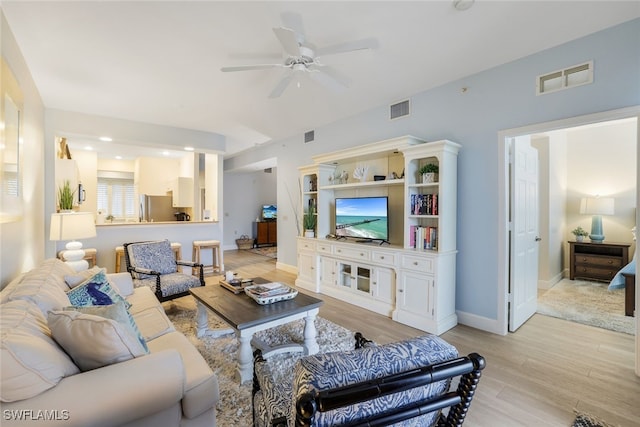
top-left (262, 204), bottom-right (277, 220)
top-left (335, 196), bottom-right (389, 242)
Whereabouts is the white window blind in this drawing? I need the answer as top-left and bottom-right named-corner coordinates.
top-left (97, 177), bottom-right (136, 219)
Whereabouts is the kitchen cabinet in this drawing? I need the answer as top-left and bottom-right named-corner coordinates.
top-left (171, 177), bottom-right (194, 207)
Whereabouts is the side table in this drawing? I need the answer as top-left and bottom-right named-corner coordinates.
top-left (568, 241), bottom-right (630, 282)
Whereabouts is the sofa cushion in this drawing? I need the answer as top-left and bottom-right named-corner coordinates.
top-left (0, 300), bottom-right (80, 402)
top-left (147, 331), bottom-right (219, 419)
top-left (126, 287), bottom-right (175, 341)
top-left (48, 303), bottom-right (148, 372)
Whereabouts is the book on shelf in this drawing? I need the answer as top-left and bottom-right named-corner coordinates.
top-left (246, 282), bottom-right (291, 297)
top-left (409, 225), bottom-right (438, 250)
top-left (410, 193), bottom-right (438, 215)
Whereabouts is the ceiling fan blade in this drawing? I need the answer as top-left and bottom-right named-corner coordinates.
top-left (311, 65), bottom-right (351, 88)
top-left (280, 12), bottom-right (306, 44)
top-left (221, 64), bottom-right (283, 72)
top-left (268, 73), bottom-right (295, 98)
top-left (273, 27), bottom-right (301, 57)
top-left (315, 38), bottom-right (379, 57)
top-left (309, 69), bottom-right (348, 93)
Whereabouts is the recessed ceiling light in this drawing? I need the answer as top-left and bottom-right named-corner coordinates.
top-left (115, 155), bottom-right (123, 160)
top-left (162, 151), bottom-right (170, 156)
top-left (453, 0), bottom-right (474, 11)
top-left (184, 146), bottom-right (194, 151)
top-left (99, 136), bottom-right (113, 142)
top-left (84, 146), bottom-right (93, 151)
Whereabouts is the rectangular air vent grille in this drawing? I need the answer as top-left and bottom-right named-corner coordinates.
top-left (390, 100), bottom-right (410, 120)
top-left (536, 61), bottom-right (593, 95)
top-left (304, 130), bottom-right (315, 143)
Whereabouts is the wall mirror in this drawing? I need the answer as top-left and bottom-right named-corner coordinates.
top-left (1, 59), bottom-right (24, 223)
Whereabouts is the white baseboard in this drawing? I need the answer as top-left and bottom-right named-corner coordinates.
top-left (537, 271), bottom-right (564, 290)
top-left (276, 262), bottom-right (297, 275)
top-left (456, 310), bottom-right (507, 336)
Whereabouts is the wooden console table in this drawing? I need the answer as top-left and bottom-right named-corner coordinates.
top-left (568, 241), bottom-right (630, 282)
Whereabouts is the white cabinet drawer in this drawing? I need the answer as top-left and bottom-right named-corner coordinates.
top-left (334, 246), bottom-right (371, 261)
top-left (317, 242), bottom-right (333, 254)
top-left (298, 240), bottom-right (317, 252)
top-left (401, 254), bottom-right (434, 273)
top-left (372, 251), bottom-right (396, 267)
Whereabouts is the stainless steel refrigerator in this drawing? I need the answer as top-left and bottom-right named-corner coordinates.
top-left (139, 195), bottom-right (175, 222)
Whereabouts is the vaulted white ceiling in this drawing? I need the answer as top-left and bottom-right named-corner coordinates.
top-left (3, 1), bottom-right (639, 158)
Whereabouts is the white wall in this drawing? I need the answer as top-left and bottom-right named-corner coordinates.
top-left (222, 168), bottom-right (277, 249)
top-left (225, 19), bottom-right (640, 330)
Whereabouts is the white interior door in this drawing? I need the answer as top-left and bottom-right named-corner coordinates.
top-left (509, 136), bottom-right (540, 331)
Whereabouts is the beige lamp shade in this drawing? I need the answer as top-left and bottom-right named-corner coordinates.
top-left (50, 212), bottom-right (96, 271)
top-left (579, 197), bottom-right (614, 216)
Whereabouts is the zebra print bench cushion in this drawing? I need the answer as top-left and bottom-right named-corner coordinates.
top-left (254, 334), bottom-right (458, 427)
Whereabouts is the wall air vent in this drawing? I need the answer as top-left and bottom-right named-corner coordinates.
top-left (304, 130), bottom-right (315, 143)
top-left (390, 100), bottom-right (410, 120)
top-left (536, 61), bottom-right (593, 95)
top-left (264, 168), bottom-right (272, 173)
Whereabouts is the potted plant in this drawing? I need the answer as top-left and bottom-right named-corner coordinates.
top-left (106, 214), bottom-right (115, 223)
top-left (303, 204), bottom-right (316, 238)
top-left (57, 180), bottom-right (76, 212)
top-left (571, 226), bottom-right (589, 242)
top-left (419, 163), bottom-right (439, 183)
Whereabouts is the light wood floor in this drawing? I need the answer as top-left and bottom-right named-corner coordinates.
top-left (210, 250), bottom-right (640, 426)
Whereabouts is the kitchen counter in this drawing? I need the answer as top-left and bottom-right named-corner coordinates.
top-left (58, 221), bottom-right (223, 273)
top-left (97, 220), bottom-right (219, 226)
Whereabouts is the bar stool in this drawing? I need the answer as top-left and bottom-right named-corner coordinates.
top-left (192, 240), bottom-right (221, 276)
top-left (115, 242), bottom-right (182, 273)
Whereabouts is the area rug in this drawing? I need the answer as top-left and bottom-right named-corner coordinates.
top-left (247, 246), bottom-right (277, 259)
top-left (166, 303), bottom-right (355, 426)
top-left (537, 279), bottom-right (634, 335)
top-left (572, 412), bottom-right (615, 427)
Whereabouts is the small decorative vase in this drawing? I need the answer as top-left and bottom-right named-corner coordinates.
top-left (304, 230), bottom-right (315, 238)
top-left (576, 235), bottom-right (584, 242)
top-left (422, 173), bottom-right (438, 183)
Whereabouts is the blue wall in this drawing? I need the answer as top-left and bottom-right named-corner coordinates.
top-left (226, 19), bottom-right (640, 328)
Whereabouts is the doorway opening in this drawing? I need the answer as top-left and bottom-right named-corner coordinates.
top-left (498, 106), bottom-right (640, 337)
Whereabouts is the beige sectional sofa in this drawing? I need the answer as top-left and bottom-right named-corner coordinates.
top-left (0, 258), bottom-right (219, 427)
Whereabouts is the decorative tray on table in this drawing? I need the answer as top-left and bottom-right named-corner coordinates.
top-left (244, 282), bottom-right (298, 305)
top-left (219, 278), bottom-right (253, 294)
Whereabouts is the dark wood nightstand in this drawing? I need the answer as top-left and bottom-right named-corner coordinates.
top-left (568, 241), bottom-right (630, 282)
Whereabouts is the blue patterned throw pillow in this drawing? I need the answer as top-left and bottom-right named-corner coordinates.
top-left (66, 271), bottom-right (147, 352)
top-left (67, 270), bottom-right (131, 309)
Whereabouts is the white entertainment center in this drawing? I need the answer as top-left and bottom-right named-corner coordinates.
top-left (295, 136), bottom-right (460, 335)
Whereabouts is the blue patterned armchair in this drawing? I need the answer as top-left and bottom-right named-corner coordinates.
top-left (252, 333), bottom-right (484, 427)
top-left (124, 240), bottom-right (205, 302)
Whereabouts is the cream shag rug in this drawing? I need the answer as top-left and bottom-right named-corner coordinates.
top-left (537, 279), bottom-right (634, 335)
top-left (166, 302), bottom-right (355, 426)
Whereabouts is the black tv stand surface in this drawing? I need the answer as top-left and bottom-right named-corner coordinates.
top-left (355, 239), bottom-right (389, 246)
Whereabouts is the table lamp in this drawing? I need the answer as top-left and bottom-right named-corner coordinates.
top-left (50, 212), bottom-right (96, 271)
top-left (579, 196), bottom-right (614, 243)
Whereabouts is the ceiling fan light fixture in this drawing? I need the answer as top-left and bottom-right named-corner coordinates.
top-left (453, 0), bottom-right (475, 11)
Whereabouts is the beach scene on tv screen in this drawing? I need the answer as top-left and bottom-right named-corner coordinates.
top-left (262, 205), bottom-right (277, 219)
top-left (335, 197), bottom-right (388, 240)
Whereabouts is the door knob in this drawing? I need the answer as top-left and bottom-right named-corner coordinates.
top-left (535, 236), bottom-right (542, 241)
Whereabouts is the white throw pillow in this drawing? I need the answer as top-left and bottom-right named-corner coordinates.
top-left (48, 303), bottom-right (148, 372)
top-left (64, 266), bottom-right (106, 288)
top-left (0, 300), bottom-right (80, 402)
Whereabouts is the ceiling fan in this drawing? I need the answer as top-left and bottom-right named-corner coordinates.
top-left (221, 13), bottom-right (378, 98)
